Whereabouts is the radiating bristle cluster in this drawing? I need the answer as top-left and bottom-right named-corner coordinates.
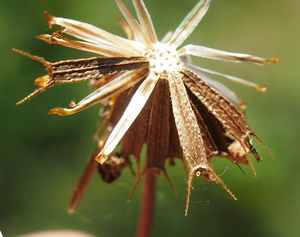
top-left (15, 0), bottom-right (277, 215)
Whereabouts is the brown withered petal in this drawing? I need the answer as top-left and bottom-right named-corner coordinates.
top-left (16, 0), bottom-right (277, 215)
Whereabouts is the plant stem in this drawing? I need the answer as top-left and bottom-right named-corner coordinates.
top-left (136, 170), bottom-right (156, 237)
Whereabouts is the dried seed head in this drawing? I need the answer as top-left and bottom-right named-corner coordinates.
top-left (15, 0), bottom-right (277, 215)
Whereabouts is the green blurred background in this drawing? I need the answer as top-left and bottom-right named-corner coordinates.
top-left (1, 0), bottom-right (299, 236)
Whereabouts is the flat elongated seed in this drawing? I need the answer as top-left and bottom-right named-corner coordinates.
top-left (168, 72), bottom-right (206, 168)
top-left (14, 49), bottom-right (148, 84)
top-left (181, 68), bottom-right (252, 140)
top-left (51, 56), bottom-right (148, 71)
top-left (50, 57), bottom-right (149, 83)
top-left (187, 87), bottom-right (255, 164)
top-left (168, 72), bottom-right (236, 216)
top-left (182, 67), bottom-right (258, 175)
top-left (14, 49), bottom-right (149, 105)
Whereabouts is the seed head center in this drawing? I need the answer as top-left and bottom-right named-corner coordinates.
top-left (145, 43), bottom-right (181, 75)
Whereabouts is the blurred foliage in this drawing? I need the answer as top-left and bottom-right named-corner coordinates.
top-left (1, 0), bottom-right (300, 236)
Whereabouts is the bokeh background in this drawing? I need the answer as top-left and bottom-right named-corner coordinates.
top-left (1, 0), bottom-right (299, 236)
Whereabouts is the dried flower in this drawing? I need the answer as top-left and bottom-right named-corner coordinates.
top-left (15, 0), bottom-right (277, 215)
